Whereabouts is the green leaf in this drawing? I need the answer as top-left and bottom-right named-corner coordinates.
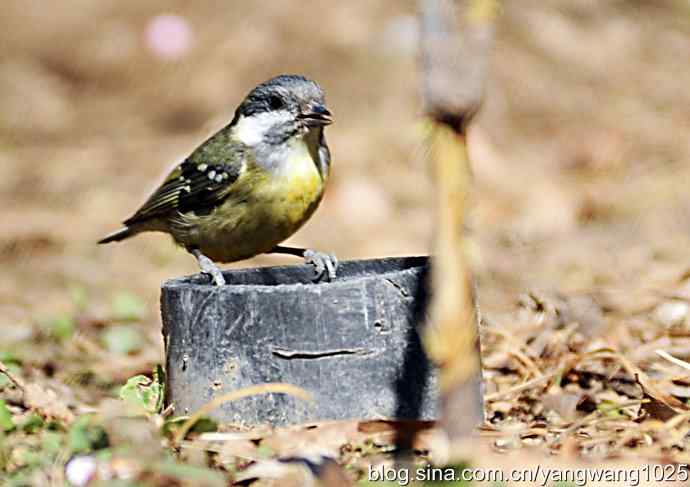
top-left (0, 400), bottom-right (14, 432)
top-left (68, 415), bottom-right (109, 453)
top-left (91, 480), bottom-right (140, 487)
top-left (189, 417), bottom-right (217, 434)
top-left (14, 447), bottom-right (42, 468)
top-left (20, 413), bottom-right (44, 433)
top-left (153, 364), bottom-right (166, 412)
top-left (102, 325), bottom-right (143, 355)
top-left (119, 374), bottom-right (162, 414)
top-left (161, 416), bottom-right (185, 436)
top-left (69, 284), bottom-right (89, 311)
top-left (154, 460), bottom-right (225, 487)
top-left (41, 431), bottom-right (63, 454)
top-left (255, 444), bottom-right (274, 459)
top-left (597, 400), bottom-right (623, 417)
top-left (112, 292), bottom-right (146, 321)
top-left (161, 415), bottom-right (217, 438)
top-left (0, 351), bottom-right (19, 364)
top-left (50, 314), bottom-right (75, 340)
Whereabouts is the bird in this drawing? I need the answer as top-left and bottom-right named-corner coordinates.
top-left (99, 74), bottom-right (337, 286)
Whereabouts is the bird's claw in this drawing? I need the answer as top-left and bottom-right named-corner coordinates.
top-left (303, 249), bottom-right (338, 282)
top-left (195, 252), bottom-right (226, 286)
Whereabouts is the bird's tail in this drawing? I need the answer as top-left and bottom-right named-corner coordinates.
top-left (98, 226), bottom-right (138, 244)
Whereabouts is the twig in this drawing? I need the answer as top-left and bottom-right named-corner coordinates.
top-left (0, 359), bottom-right (25, 391)
top-left (172, 383), bottom-right (312, 445)
top-left (560, 399), bottom-right (648, 439)
top-left (656, 349), bottom-right (690, 372)
top-left (485, 327), bottom-right (543, 378)
top-left (485, 372), bottom-right (556, 402)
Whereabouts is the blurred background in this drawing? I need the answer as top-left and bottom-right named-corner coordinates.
top-left (3, 0), bottom-right (690, 475)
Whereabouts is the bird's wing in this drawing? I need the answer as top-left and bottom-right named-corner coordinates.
top-left (124, 137), bottom-right (246, 225)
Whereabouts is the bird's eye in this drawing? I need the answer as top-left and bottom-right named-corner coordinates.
top-left (268, 95), bottom-right (285, 110)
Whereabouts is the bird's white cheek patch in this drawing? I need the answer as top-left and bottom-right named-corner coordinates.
top-left (233, 112), bottom-right (285, 146)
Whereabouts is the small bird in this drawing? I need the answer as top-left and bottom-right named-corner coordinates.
top-left (99, 74), bottom-right (337, 285)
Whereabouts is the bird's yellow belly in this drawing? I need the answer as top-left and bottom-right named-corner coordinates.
top-left (192, 165), bottom-right (324, 263)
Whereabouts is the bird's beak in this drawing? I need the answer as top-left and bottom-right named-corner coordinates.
top-left (298, 104), bottom-right (333, 126)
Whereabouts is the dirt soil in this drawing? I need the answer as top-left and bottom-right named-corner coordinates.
top-left (3, 0), bottom-right (690, 485)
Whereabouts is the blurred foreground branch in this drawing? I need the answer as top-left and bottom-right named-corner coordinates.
top-left (419, 0), bottom-right (497, 445)
top-left (420, 0), bottom-right (496, 132)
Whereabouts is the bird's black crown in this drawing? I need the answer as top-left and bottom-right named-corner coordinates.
top-left (236, 74), bottom-right (326, 118)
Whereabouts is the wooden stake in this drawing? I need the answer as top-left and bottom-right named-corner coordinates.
top-left (419, 0), bottom-right (498, 444)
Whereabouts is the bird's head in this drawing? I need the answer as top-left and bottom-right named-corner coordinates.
top-left (232, 74), bottom-right (332, 147)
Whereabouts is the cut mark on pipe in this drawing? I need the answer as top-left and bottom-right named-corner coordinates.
top-left (384, 278), bottom-right (410, 298)
top-left (271, 346), bottom-right (373, 360)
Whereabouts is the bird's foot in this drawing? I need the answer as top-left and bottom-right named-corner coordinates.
top-left (191, 249), bottom-right (226, 286)
top-left (303, 249), bottom-right (338, 282)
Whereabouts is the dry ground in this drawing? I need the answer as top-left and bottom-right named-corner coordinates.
top-left (3, 0), bottom-right (690, 485)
